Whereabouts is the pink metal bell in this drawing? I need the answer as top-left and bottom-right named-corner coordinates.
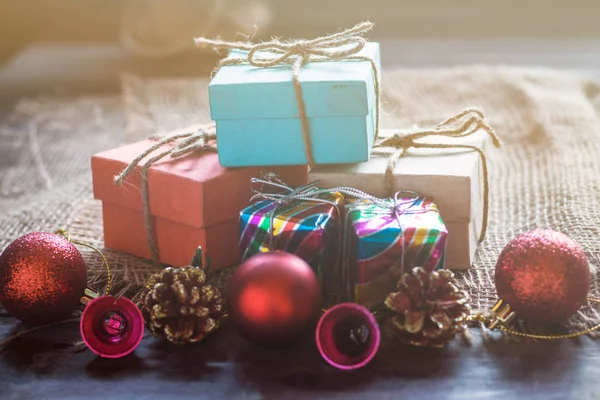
top-left (316, 302), bottom-right (380, 370)
top-left (80, 295), bottom-right (144, 358)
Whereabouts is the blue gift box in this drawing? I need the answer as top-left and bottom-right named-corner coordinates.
top-left (208, 42), bottom-right (381, 167)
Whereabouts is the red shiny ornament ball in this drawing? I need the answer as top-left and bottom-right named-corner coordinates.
top-left (227, 251), bottom-right (320, 347)
top-left (495, 229), bottom-right (590, 325)
top-left (0, 232), bottom-right (88, 326)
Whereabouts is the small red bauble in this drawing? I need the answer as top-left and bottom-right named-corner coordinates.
top-left (495, 229), bottom-right (590, 325)
top-left (227, 251), bottom-right (320, 347)
top-left (0, 232), bottom-right (88, 326)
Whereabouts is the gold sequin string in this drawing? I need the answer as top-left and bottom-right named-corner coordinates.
top-left (466, 297), bottom-right (600, 340)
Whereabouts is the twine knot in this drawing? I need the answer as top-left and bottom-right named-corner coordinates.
top-left (244, 29), bottom-right (368, 68)
top-left (378, 132), bottom-right (416, 151)
top-left (195, 21), bottom-right (380, 167)
top-left (168, 130), bottom-right (216, 158)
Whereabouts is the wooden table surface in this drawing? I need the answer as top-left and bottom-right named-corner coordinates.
top-left (1, 40), bottom-right (600, 400)
top-left (2, 317), bottom-right (597, 400)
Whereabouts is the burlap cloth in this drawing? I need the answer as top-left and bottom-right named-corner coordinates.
top-left (1, 66), bottom-right (600, 332)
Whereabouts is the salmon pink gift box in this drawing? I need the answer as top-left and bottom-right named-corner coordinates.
top-left (91, 139), bottom-right (308, 269)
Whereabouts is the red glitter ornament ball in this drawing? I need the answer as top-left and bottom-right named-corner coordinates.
top-left (495, 229), bottom-right (590, 325)
top-left (227, 251), bottom-right (320, 347)
top-left (0, 232), bottom-right (88, 326)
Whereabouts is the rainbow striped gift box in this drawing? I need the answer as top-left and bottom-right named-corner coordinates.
top-left (345, 195), bottom-right (448, 309)
top-left (239, 192), bottom-right (344, 305)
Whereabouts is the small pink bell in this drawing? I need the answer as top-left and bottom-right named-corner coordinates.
top-left (316, 302), bottom-right (380, 370)
top-left (80, 295), bottom-right (144, 359)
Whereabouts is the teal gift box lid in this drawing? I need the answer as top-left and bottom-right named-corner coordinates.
top-left (208, 42), bottom-right (381, 167)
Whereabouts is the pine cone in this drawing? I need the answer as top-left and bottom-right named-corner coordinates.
top-left (385, 267), bottom-right (470, 347)
top-left (139, 266), bottom-right (223, 344)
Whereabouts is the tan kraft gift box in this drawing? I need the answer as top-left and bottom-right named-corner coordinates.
top-left (309, 128), bottom-right (495, 270)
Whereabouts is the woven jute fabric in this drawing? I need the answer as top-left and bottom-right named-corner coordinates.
top-left (1, 66), bottom-right (600, 332)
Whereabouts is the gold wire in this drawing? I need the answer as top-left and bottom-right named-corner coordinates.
top-left (56, 228), bottom-right (111, 296)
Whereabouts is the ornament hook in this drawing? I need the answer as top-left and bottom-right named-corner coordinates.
top-left (488, 299), bottom-right (517, 330)
top-left (55, 228), bottom-right (111, 297)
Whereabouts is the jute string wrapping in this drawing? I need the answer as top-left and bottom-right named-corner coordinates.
top-left (112, 123), bottom-right (217, 262)
top-left (372, 107), bottom-right (502, 242)
top-left (194, 21), bottom-right (381, 167)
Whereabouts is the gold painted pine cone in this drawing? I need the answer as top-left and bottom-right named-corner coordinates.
top-left (385, 267), bottom-right (470, 348)
top-left (139, 266), bottom-right (224, 345)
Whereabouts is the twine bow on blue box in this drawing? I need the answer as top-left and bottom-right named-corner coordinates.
top-left (196, 21), bottom-right (381, 168)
